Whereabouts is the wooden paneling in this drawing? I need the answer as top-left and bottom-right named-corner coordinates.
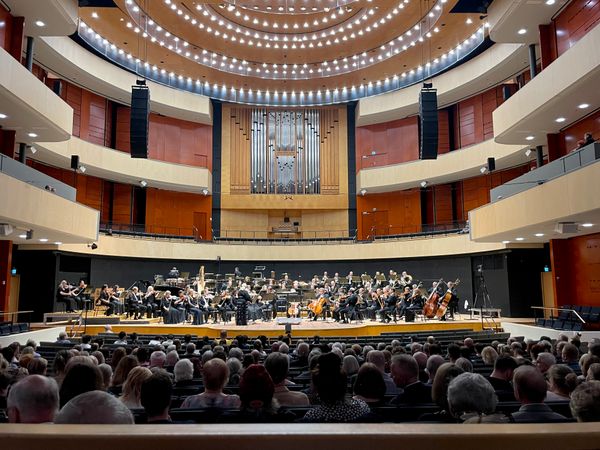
top-left (554, 0), bottom-right (600, 56)
top-left (112, 184), bottom-right (133, 225)
top-left (115, 107), bottom-right (212, 168)
top-left (434, 184), bottom-right (453, 224)
top-left (0, 7), bottom-right (11, 52)
top-left (356, 190), bottom-right (421, 240)
top-left (437, 109), bottom-right (451, 155)
top-left (461, 175), bottom-right (490, 216)
top-left (539, 23), bottom-right (558, 70)
top-left (65, 83), bottom-right (83, 139)
top-left (356, 116), bottom-right (419, 169)
top-left (560, 108), bottom-right (600, 156)
top-left (0, 129), bottom-right (16, 158)
top-left (482, 87), bottom-right (502, 141)
top-left (551, 233), bottom-right (600, 307)
top-left (145, 188), bottom-right (212, 239)
top-left (456, 86), bottom-right (504, 148)
top-left (75, 175), bottom-right (104, 211)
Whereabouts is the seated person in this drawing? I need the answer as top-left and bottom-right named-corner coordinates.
top-left (511, 366), bottom-right (568, 423)
top-left (447, 372), bottom-right (507, 423)
top-left (264, 352), bottom-right (309, 407)
top-left (180, 358), bottom-right (241, 409)
top-left (140, 371), bottom-right (174, 424)
top-left (570, 381), bottom-right (600, 422)
top-left (54, 391), bottom-right (134, 424)
top-left (7, 375), bottom-right (59, 423)
top-left (352, 363), bottom-right (387, 407)
top-left (390, 354), bottom-right (432, 405)
top-left (487, 355), bottom-right (518, 401)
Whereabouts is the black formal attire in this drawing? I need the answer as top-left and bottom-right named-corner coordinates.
top-left (366, 297), bottom-right (380, 321)
top-left (97, 290), bottom-right (117, 316)
top-left (218, 296), bottom-right (235, 323)
top-left (127, 292), bottom-right (147, 319)
top-left (57, 286), bottom-right (76, 312)
top-left (391, 381), bottom-right (433, 405)
top-left (381, 294), bottom-right (398, 322)
top-left (511, 404), bottom-right (568, 423)
top-left (486, 376), bottom-right (516, 402)
top-left (144, 293), bottom-right (159, 318)
top-left (339, 294), bottom-right (358, 323)
top-left (235, 290), bottom-right (251, 325)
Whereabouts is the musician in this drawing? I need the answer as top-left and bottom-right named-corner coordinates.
top-left (400, 271), bottom-right (414, 287)
top-left (56, 280), bottom-right (76, 312)
top-left (143, 286), bottom-right (159, 319)
top-left (162, 290), bottom-right (180, 324)
top-left (345, 271), bottom-right (354, 286)
top-left (97, 284), bottom-right (116, 316)
top-left (167, 267), bottom-right (180, 278)
top-left (444, 281), bottom-right (460, 320)
top-left (380, 286), bottom-right (398, 323)
top-left (72, 280), bottom-right (90, 310)
top-left (261, 285), bottom-right (276, 321)
top-left (429, 281), bottom-right (443, 297)
top-left (235, 288), bottom-right (251, 326)
top-left (310, 288), bottom-right (329, 321)
top-left (186, 289), bottom-right (204, 325)
top-left (333, 289), bottom-right (348, 322)
top-left (321, 271), bottom-right (329, 284)
top-left (396, 286), bottom-right (413, 320)
top-left (127, 287), bottom-right (147, 320)
top-left (199, 288), bottom-right (216, 324)
top-left (339, 288), bottom-right (359, 323)
top-left (366, 289), bottom-right (381, 321)
top-left (234, 266), bottom-right (243, 278)
top-left (217, 290), bottom-right (235, 323)
top-left (173, 291), bottom-right (188, 323)
top-left (110, 285), bottom-right (124, 315)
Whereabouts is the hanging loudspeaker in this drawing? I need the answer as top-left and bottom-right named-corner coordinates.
top-left (419, 86), bottom-right (438, 160)
top-left (130, 83), bottom-right (150, 158)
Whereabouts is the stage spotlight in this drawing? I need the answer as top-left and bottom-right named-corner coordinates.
top-left (360, 188), bottom-right (367, 195)
top-left (139, 180), bottom-right (148, 188)
top-left (87, 242), bottom-right (98, 250)
top-left (201, 188), bottom-right (209, 195)
top-left (420, 181), bottom-right (428, 188)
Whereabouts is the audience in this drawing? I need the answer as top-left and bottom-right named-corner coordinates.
top-left (570, 381), bottom-right (600, 422)
top-left (121, 366), bottom-right (153, 408)
top-left (447, 373), bottom-right (504, 423)
top-left (352, 362), bottom-right (386, 406)
top-left (7, 375), bottom-right (59, 423)
top-left (59, 359), bottom-right (104, 408)
top-left (546, 364), bottom-right (578, 401)
top-left (512, 366), bottom-right (568, 423)
top-left (264, 352), bottom-right (309, 407)
top-left (390, 354), bottom-right (432, 404)
top-left (55, 391), bottom-right (134, 424)
top-left (180, 358), bottom-right (241, 409)
top-left (140, 371), bottom-right (174, 423)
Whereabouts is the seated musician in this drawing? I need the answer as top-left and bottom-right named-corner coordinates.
top-left (381, 286), bottom-right (398, 323)
top-left (366, 289), bottom-right (381, 321)
top-left (333, 289), bottom-right (348, 322)
top-left (127, 287), bottom-right (147, 320)
top-left (345, 271), bottom-right (354, 286)
top-left (339, 288), bottom-right (359, 323)
top-left (110, 285), bottom-right (124, 315)
top-left (143, 286), bottom-right (159, 319)
top-left (235, 287), bottom-right (251, 326)
top-left (162, 290), bottom-right (179, 324)
top-left (186, 289), bottom-right (204, 325)
top-left (400, 271), bottom-right (413, 287)
top-left (309, 288), bottom-right (329, 321)
top-left (97, 284), bottom-right (116, 316)
top-left (56, 280), bottom-right (77, 312)
top-left (218, 290), bottom-right (235, 323)
top-left (198, 288), bottom-right (216, 324)
top-left (72, 280), bottom-right (90, 310)
top-left (173, 291), bottom-right (188, 323)
top-left (396, 286), bottom-right (412, 319)
top-left (446, 281), bottom-right (460, 320)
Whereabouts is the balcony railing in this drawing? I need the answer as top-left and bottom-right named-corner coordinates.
top-left (368, 221), bottom-right (469, 241)
top-left (100, 222), bottom-right (200, 241)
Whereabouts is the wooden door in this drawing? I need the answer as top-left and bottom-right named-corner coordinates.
top-left (193, 212), bottom-right (208, 241)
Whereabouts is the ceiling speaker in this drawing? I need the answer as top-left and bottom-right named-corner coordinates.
top-left (555, 222), bottom-right (578, 234)
top-left (0, 224), bottom-right (14, 236)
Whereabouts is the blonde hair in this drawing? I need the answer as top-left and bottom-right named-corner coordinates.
top-left (121, 366), bottom-right (152, 405)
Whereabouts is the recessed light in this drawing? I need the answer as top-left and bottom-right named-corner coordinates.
top-left (581, 223), bottom-right (594, 228)
top-left (18, 234), bottom-right (27, 239)
top-left (517, 28), bottom-right (527, 35)
top-left (515, 237), bottom-right (525, 241)
top-left (555, 117), bottom-right (566, 123)
top-left (502, 240), bottom-right (510, 244)
top-left (0, 113), bottom-right (7, 119)
top-left (526, 136), bottom-right (535, 141)
top-left (578, 103), bottom-right (590, 109)
top-left (535, 233), bottom-right (545, 237)
top-left (546, 0), bottom-right (556, 4)
top-left (27, 132), bottom-right (38, 138)
top-left (39, 238), bottom-right (48, 242)
top-left (91, 12), bottom-right (99, 19)
top-left (54, 241), bottom-right (62, 245)
top-left (35, 20), bottom-right (45, 27)
top-left (466, 18), bottom-right (473, 24)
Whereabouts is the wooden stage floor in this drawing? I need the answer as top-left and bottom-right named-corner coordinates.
top-left (43, 316), bottom-right (533, 339)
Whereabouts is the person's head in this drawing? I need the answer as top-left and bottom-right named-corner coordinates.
top-left (312, 352), bottom-right (347, 404)
top-left (562, 343), bottom-right (579, 363)
top-left (7, 375), bottom-right (59, 423)
top-left (481, 346), bottom-right (499, 366)
top-left (353, 362), bottom-right (386, 402)
top-left (547, 364), bottom-right (578, 397)
top-left (165, 350), bottom-right (179, 367)
top-left (455, 357), bottom-right (473, 373)
top-left (27, 358), bottom-right (48, 376)
top-left (570, 381), bottom-right (600, 422)
top-left (60, 360), bottom-right (104, 408)
top-left (390, 354), bottom-right (419, 388)
top-left (121, 366), bottom-right (153, 405)
top-left (492, 355), bottom-right (518, 381)
top-left (513, 365), bottom-right (548, 404)
top-left (150, 351), bottom-right (167, 369)
top-left (366, 350), bottom-right (386, 373)
top-left (431, 362), bottom-right (463, 406)
top-left (55, 391), bottom-right (134, 424)
top-left (534, 352), bottom-right (556, 374)
top-left (447, 373), bottom-right (497, 418)
top-left (91, 351), bottom-right (105, 365)
top-left (425, 355), bottom-right (445, 383)
top-left (185, 343), bottom-right (196, 355)
top-left (342, 355), bottom-right (360, 376)
top-left (140, 371), bottom-right (173, 420)
top-left (117, 331), bottom-right (127, 341)
top-left (98, 363), bottom-right (113, 389)
top-left (264, 352), bottom-right (291, 385)
top-left (202, 358), bottom-right (229, 392)
top-left (52, 349), bottom-right (72, 377)
top-left (447, 343), bottom-right (461, 362)
top-left (239, 364), bottom-right (275, 409)
top-left (587, 363), bottom-right (600, 381)
top-left (174, 359), bottom-right (194, 383)
top-left (112, 355), bottom-right (139, 386)
top-left (110, 347), bottom-right (127, 370)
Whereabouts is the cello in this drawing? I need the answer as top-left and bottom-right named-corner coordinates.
top-left (423, 278), bottom-right (444, 319)
top-left (435, 279), bottom-right (460, 319)
top-left (309, 295), bottom-right (328, 317)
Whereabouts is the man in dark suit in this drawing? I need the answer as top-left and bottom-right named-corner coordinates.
top-left (486, 355), bottom-right (518, 401)
top-left (390, 354), bottom-right (432, 405)
top-left (511, 366), bottom-right (568, 423)
top-left (339, 288), bottom-right (358, 323)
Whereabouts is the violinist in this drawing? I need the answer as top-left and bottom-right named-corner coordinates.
top-left (366, 289), bottom-right (381, 321)
top-left (333, 289), bottom-right (349, 322)
top-left (339, 288), bottom-right (359, 323)
top-left (173, 291), bottom-right (187, 323)
top-left (56, 280), bottom-right (77, 312)
top-left (143, 286), bottom-right (159, 319)
top-left (110, 285), bottom-right (124, 315)
top-left (162, 290), bottom-right (179, 324)
top-left (218, 290), bottom-right (234, 323)
top-left (186, 289), bottom-right (204, 325)
top-left (381, 286), bottom-right (398, 323)
top-left (396, 286), bottom-right (412, 320)
top-left (199, 288), bottom-right (216, 324)
top-left (127, 287), bottom-right (147, 320)
top-left (72, 280), bottom-right (90, 310)
top-left (97, 284), bottom-right (116, 316)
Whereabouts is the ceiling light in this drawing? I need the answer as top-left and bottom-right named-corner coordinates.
top-left (360, 188), bottom-right (367, 195)
top-left (526, 136), bottom-right (535, 141)
top-left (18, 234), bottom-right (27, 239)
top-left (28, 132), bottom-right (38, 138)
top-left (555, 117), bottom-right (566, 123)
top-left (466, 18), bottom-right (473, 24)
top-left (546, 0), bottom-right (556, 5)
top-left (534, 233), bottom-right (545, 237)
top-left (502, 240), bottom-right (510, 244)
top-left (515, 237), bottom-right (525, 241)
top-left (480, 166), bottom-right (488, 174)
top-left (420, 181), bottom-right (428, 188)
top-left (35, 20), bottom-right (45, 27)
top-left (139, 180), bottom-right (148, 188)
top-left (0, 113), bottom-right (7, 119)
top-left (517, 28), bottom-right (527, 35)
top-left (54, 241), bottom-right (62, 245)
top-left (578, 103), bottom-right (590, 109)
top-left (91, 12), bottom-right (99, 19)
top-left (525, 149), bottom-right (532, 157)
top-left (39, 238), bottom-right (48, 242)
top-left (581, 223), bottom-right (594, 227)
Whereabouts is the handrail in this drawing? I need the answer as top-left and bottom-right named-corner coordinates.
top-left (531, 306), bottom-right (586, 324)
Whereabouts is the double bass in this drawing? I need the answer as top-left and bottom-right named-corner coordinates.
top-left (435, 279), bottom-right (460, 319)
top-left (423, 278), bottom-right (444, 319)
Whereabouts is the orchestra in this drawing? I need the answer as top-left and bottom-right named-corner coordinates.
top-left (54, 267), bottom-right (462, 326)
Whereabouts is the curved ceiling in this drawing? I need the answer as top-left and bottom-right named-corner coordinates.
top-left (77, 0), bottom-right (487, 105)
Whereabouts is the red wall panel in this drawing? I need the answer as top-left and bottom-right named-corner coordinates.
top-left (434, 184), bottom-right (453, 224)
top-left (0, 7), bottom-right (11, 51)
top-left (65, 84), bottom-right (82, 138)
top-left (438, 110), bottom-right (450, 155)
top-left (115, 107), bottom-right (212, 169)
top-left (145, 189), bottom-right (212, 239)
top-left (554, 0), bottom-right (600, 56)
top-left (356, 190), bottom-right (421, 240)
top-left (112, 184), bottom-right (133, 225)
top-left (560, 109), bottom-right (600, 156)
top-left (356, 116), bottom-right (419, 169)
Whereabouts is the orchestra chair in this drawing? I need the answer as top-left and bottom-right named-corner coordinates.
top-left (91, 288), bottom-right (108, 317)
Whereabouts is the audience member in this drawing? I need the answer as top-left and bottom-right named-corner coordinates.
top-left (487, 355), bottom-right (517, 401)
top-left (425, 355), bottom-right (445, 385)
top-left (121, 366), bottom-right (153, 408)
top-left (366, 350), bottom-right (397, 395)
top-left (7, 375), bottom-right (59, 423)
top-left (180, 358), bottom-right (240, 409)
top-left (59, 359), bottom-right (104, 408)
top-left (546, 364), bottom-right (578, 401)
top-left (534, 352), bottom-right (556, 375)
top-left (265, 352), bottom-right (309, 407)
top-left (421, 362), bottom-right (464, 423)
top-left (447, 373), bottom-right (505, 423)
top-left (352, 362), bottom-right (386, 406)
top-left (55, 391), bottom-right (134, 424)
top-left (512, 366), bottom-right (568, 423)
top-left (140, 371), bottom-right (174, 423)
top-left (570, 381), bottom-right (600, 422)
top-left (390, 354), bottom-right (432, 404)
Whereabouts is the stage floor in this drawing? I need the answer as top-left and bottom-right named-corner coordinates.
top-left (35, 315), bottom-right (534, 339)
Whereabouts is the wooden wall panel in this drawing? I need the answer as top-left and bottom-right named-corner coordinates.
top-left (560, 108), bottom-right (600, 156)
top-left (145, 188), bottom-right (212, 239)
top-left (75, 175), bottom-right (104, 211)
top-left (437, 110), bottom-right (450, 155)
top-left (228, 107), bottom-right (251, 193)
top-left (115, 107), bottom-right (212, 168)
top-left (551, 233), bottom-right (600, 307)
top-left (554, 0), bottom-right (600, 56)
top-left (482, 87), bottom-right (502, 141)
top-left (539, 23), bottom-right (558, 70)
top-left (86, 92), bottom-right (109, 146)
top-left (65, 84), bottom-right (83, 138)
top-left (356, 189), bottom-right (421, 240)
top-left (0, 7), bottom-right (11, 51)
top-left (112, 184), bottom-right (133, 225)
top-left (457, 95), bottom-right (483, 147)
top-left (356, 116), bottom-right (419, 169)
top-left (434, 184), bottom-right (453, 224)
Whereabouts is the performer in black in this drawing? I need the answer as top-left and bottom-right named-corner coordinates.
top-left (235, 288), bottom-right (251, 326)
top-left (186, 291), bottom-right (204, 325)
top-left (446, 281), bottom-right (460, 320)
top-left (127, 287), bottom-right (147, 320)
top-left (339, 288), bottom-right (359, 323)
top-left (143, 286), bottom-right (159, 318)
top-left (96, 284), bottom-right (117, 316)
top-left (381, 287), bottom-right (398, 323)
top-left (56, 280), bottom-right (77, 312)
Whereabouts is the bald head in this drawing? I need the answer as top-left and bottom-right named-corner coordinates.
top-left (7, 375), bottom-right (59, 423)
top-left (426, 355), bottom-right (445, 383)
top-left (514, 365), bottom-right (547, 404)
top-left (54, 391), bottom-right (134, 424)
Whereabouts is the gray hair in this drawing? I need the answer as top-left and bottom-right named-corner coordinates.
top-left (455, 357), bottom-right (474, 373)
top-left (55, 391), bottom-right (134, 424)
top-left (570, 381), bottom-right (600, 422)
top-left (150, 351), bottom-right (167, 368)
top-left (226, 357), bottom-right (242, 375)
top-left (448, 372), bottom-right (497, 416)
top-left (228, 347), bottom-right (244, 360)
top-left (201, 350), bottom-right (214, 364)
top-left (279, 343), bottom-right (290, 354)
top-left (174, 359), bottom-right (194, 382)
top-left (296, 342), bottom-right (309, 356)
top-left (342, 355), bottom-right (359, 376)
top-left (7, 375), bottom-right (59, 423)
top-left (165, 350), bottom-right (180, 367)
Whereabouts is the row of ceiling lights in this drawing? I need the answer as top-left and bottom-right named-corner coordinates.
top-left (501, 224), bottom-right (594, 243)
top-left (216, 0), bottom-right (359, 14)
top-left (524, 103), bottom-right (591, 142)
top-left (0, 112), bottom-right (38, 137)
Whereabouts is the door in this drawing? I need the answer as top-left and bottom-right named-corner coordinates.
top-left (193, 212), bottom-right (208, 241)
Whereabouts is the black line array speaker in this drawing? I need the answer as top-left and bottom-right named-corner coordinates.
top-left (130, 85), bottom-right (150, 158)
top-left (70, 155), bottom-right (79, 170)
top-left (487, 157), bottom-right (496, 172)
top-left (419, 88), bottom-right (439, 160)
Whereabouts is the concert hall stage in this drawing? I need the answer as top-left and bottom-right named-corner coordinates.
top-left (57, 317), bottom-right (527, 339)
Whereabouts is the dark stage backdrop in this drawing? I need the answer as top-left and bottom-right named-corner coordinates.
top-left (13, 247), bottom-right (548, 321)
